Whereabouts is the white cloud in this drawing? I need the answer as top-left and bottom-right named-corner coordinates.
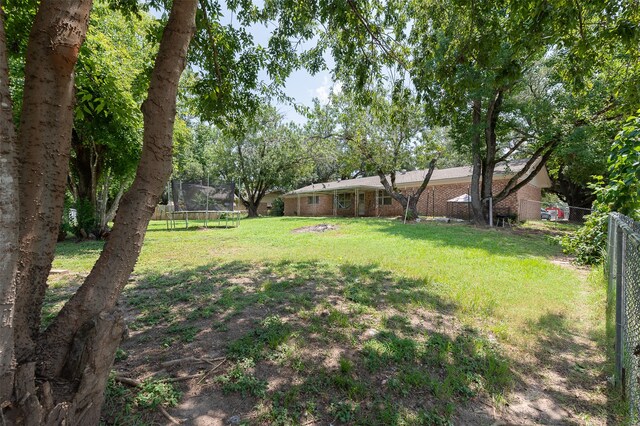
top-left (313, 76), bottom-right (343, 105)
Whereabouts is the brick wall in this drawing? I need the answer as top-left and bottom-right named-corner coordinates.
top-left (284, 194), bottom-right (334, 216)
top-left (283, 178), bottom-right (540, 219)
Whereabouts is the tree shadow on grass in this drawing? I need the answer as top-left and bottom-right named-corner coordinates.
top-left (53, 240), bottom-right (105, 257)
top-left (500, 311), bottom-right (623, 425)
top-left (43, 259), bottom-right (608, 425)
top-left (369, 219), bottom-right (562, 259)
top-left (87, 260), bottom-right (512, 425)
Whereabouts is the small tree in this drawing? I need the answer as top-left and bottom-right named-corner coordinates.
top-left (211, 106), bottom-right (312, 217)
top-left (308, 88), bottom-right (438, 220)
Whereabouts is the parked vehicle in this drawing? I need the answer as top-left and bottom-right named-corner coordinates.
top-left (545, 206), bottom-right (565, 219)
top-left (541, 208), bottom-right (551, 220)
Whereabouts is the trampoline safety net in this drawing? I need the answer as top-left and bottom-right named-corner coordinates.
top-left (171, 180), bottom-right (235, 211)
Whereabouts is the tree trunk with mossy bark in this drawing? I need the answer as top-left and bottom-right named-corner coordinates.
top-left (1, 0), bottom-right (197, 423)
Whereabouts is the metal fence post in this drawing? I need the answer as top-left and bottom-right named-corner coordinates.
top-left (615, 222), bottom-right (625, 389)
top-left (608, 215), bottom-right (615, 283)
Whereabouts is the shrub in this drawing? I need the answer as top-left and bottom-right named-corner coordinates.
top-left (561, 111), bottom-right (640, 265)
top-left (74, 197), bottom-right (96, 237)
top-left (270, 197), bottom-right (285, 216)
top-left (561, 210), bottom-right (609, 265)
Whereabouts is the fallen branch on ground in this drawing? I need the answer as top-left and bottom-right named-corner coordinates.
top-left (159, 406), bottom-right (181, 425)
top-left (160, 356), bottom-right (225, 368)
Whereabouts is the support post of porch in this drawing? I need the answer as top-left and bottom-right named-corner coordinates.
top-left (355, 188), bottom-right (359, 217)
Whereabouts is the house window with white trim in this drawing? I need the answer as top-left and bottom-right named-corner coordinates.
top-left (377, 192), bottom-right (392, 205)
top-left (337, 193), bottom-right (352, 209)
top-left (307, 195), bottom-right (320, 205)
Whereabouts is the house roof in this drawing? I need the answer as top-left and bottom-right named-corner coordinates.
top-left (284, 159), bottom-right (551, 196)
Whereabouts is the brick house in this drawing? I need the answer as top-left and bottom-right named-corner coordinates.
top-left (282, 161), bottom-right (551, 220)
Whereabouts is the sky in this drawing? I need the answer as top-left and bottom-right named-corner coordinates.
top-left (239, 19), bottom-right (339, 125)
top-left (151, 4), bottom-right (339, 125)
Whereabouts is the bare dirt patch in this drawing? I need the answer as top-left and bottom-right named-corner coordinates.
top-left (291, 224), bottom-right (337, 233)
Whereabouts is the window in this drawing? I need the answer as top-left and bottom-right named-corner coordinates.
top-left (337, 193), bottom-right (352, 209)
top-left (377, 192), bottom-right (392, 205)
top-left (307, 195), bottom-right (320, 205)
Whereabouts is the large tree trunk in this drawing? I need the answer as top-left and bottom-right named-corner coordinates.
top-left (40, 0), bottom-right (197, 397)
top-left (99, 181), bottom-right (126, 233)
top-left (6, 0), bottom-right (94, 423)
top-left (245, 200), bottom-right (260, 217)
top-left (70, 129), bottom-right (99, 206)
top-left (0, 6), bottom-right (19, 405)
top-left (3, 0), bottom-right (197, 424)
top-left (13, 0), bottom-right (93, 368)
top-left (477, 91), bottom-right (503, 225)
top-left (70, 130), bottom-right (106, 236)
top-left (470, 99), bottom-right (485, 225)
top-left (244, 191), bottom-right (267, 218)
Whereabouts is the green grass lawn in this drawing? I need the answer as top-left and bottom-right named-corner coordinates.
top-left (53, 217), bottom-right (587, 342)
top-left (48, 217), bottom-right (613, 424)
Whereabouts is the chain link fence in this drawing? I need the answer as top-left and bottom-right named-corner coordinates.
top-left (608, 212), bottom-right (640, 423)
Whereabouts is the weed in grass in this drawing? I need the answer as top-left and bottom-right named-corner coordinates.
top-left (114, 348), bottom-right (128, 362)
top-left (417, 406), bottom-right (454, 426)
top-left (137, 304), bottom-right (174, 326)
top-left (167, 323), bottom-right (199, 343)
top-left (362, 331), bottom-right (418, 371)
top-left (259, 395), bottom-right (315, 426)
top-left (326, 308), bottom-right (350, 328)
top-left (347, 302), bottom-right (372, 315)
top-left (103, 374), bottom-right (140, 422)
top-left (268, 341), bottom-right (305, 372)
top-left (339, 356), bottom-right (353, 375)
top-left (212, 320), bottom-right (230, 332)
top-left (388, 366), bottom-right (435, 397)
top-left (187, 304), bottom-right (217, 320)
top-left (135, 378), bottom-right (181, 409)
top-left (371, 401), bottom-right (401, 425)
top-left (103, 374), bottom-right (181, 424)
top-left (343, 281), bottom-right (378, 306)
top-left (423, 332), bottom-right (452, 367)
top-left (265, 405), bottom-right (294, 426)
top-left (227, 315), bottom-right (292, 360)
top-left (382, 314), bottom-right (412, 333)
top-left (489, 322), bottom-right (510, 341)
top-left (214, 358), bottom-right (267, 398)
top-left (330, 400), bottom-right (359, 422)
top-left (422, 332), bottom-right (511, 401)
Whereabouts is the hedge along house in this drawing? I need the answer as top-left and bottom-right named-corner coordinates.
top-left (283, 160), bottom-right (552, 220)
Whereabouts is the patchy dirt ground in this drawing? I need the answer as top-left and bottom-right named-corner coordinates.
top-left (44, 258), bottom-right (609, 426)
top-left (291, 224), bottom-right (338, 234)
